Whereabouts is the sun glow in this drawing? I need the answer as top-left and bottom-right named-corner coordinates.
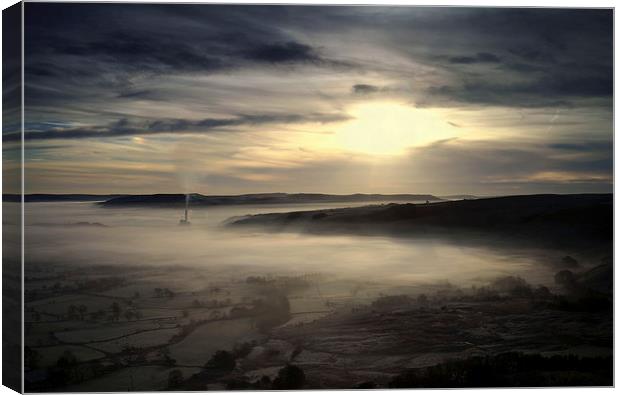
top-left (335, 102), bottom-right (457, 155)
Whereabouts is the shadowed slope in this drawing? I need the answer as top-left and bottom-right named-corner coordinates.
top-left (228, 194), bottom-right (612, 248)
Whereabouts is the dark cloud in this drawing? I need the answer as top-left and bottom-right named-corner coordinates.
top-left (24, 5), bottom-right (348, 78)
top-left (23, 5), bottom-right (613, 115)
top-left (116, 90), bottom-right (161, 100)
top-left (408, 138), bottom-right (612, 181)
top-left (352, 84), bottom-right (380, 95)
top-left (400, 8), bottom-right (612, 108)
top-left (46, 33), bottom-right (337, 74)
top-left (23, 4), bottom-right (366, 125)
top-left (548, 141), bottom-right (613, 152)
top-left (499, 62), bottom-right (545, 73)
top-left (9, 112), bottom-right (351, 142)
top-left (38, 31), bottom-right (225, 75)
top-left (19, 8), bottom-right (613, 136)
top-left (245, 41), bottom-right (320, 63)
top-left (508, 47), bottom-right (557, 64)
top-left (448, 52), bottom-right (501, 64)
top-left (427, 68), bottom-right (613, 108)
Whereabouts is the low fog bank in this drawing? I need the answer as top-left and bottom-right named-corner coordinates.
top-left (19, 197), bottom-right (611, 290)
top-left (20, 199), bottom-right (612, 390)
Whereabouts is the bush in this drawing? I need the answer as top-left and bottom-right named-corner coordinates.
top-left (206, 350), bottom-right (236, 371)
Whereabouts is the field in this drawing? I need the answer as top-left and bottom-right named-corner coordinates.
top-left (25, 252), bottom-right (612, 390)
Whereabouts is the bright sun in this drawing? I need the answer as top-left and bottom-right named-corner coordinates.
top-left (335, 102), bottom-right (457, 155)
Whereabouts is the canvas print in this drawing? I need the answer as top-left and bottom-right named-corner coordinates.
top-left (2, 2), bottom-right (613, 392)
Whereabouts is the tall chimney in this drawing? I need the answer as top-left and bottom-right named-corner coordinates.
top-left (185, 194), bottom-right (189, 222)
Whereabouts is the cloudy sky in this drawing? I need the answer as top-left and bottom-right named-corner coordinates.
top-left (10, 4), bottom-right (613, 195)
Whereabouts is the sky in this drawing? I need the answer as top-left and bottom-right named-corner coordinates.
top-left (6, 4), bottom-right (613, 195)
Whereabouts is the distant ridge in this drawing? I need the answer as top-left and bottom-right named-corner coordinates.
top-left (439, 195), bottom-right (480, 200)
top-left (3, 194), bottom-right (125, 202)
top-left (98, 193), bottom-right (443, 207)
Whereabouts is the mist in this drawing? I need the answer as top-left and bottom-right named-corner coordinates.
top-left (22, 201), bottom-right (561, 290)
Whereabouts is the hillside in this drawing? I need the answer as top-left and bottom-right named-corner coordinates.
top-left (227, 194), bottom-right (612, 248)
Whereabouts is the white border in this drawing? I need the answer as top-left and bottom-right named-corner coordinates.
top-left (0, 1), bottom-right (616, 395)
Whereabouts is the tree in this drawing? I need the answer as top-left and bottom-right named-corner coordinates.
top-left (272, 364), bottom-right (305, 389)
top-left (206, 350), bottom-right (236, 371)
top-left (48, 351), bottom-right (79, 387)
